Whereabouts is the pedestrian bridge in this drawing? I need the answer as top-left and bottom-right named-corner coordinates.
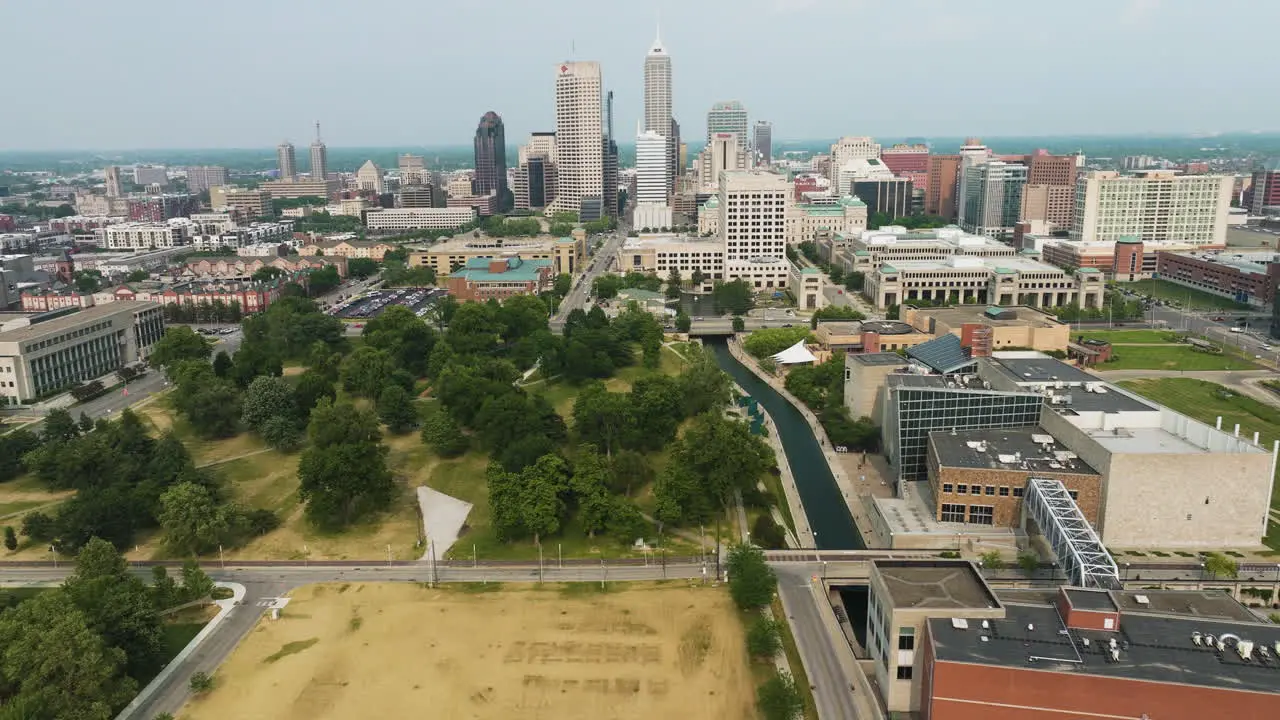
top-left (1023, 477), bottom-right (1121, 589)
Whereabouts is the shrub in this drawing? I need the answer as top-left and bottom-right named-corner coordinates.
top-left (189, 671), bottom-right (214, 693)
top-left (747, 616), bottom-right (782, 658)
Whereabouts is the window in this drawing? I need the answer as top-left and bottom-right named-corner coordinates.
top-left (985, 486), bottom-right (996, 496)
top-left (968, 505), bottom-right (994, 525)
top-left (941, 483), bottom-right (953, 494)
top-left (896, 666), bottom-right (913, 680)
top-left (1069, 490), bottom-right (1079, 500)
top-left (956, 484), bottom-right (967, 495)
top-left (940, 503), bottom-right (966, 523)
top-left (999, 486), bottom-right (1010, 497)
top-left (898, 628), bottom-right (915, 650)
top-left (1013, 487), bottom-right (1025, 498)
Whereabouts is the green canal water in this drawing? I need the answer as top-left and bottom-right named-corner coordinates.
top-left (707, 339), bottom-right (864, 550)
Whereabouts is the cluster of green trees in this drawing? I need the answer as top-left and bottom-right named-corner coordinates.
top-left (809, 305), bottom-right (865, 328)
top-left (725, 544), bottom-right (806, 720)
top-left (782, 353), bottom-right (879, 451)
top-left (0, 539), bottom-right (214, 719)
top-left (381, 260), bottom-right (436, 288)
top-left (292, 211), bottom-right (364, 234)
top-left (582, 216), bottom-right (617, 235)
top-left (480, 215), bottom-right (542, 237)
top-left (743, 327), bottom-right (813, 359)
top-left (591, 271), bottom-right (663, 300)
top-left (73, 269), bottom-right (104, 293)
top-left (653, 411), bottom-right (773, 526)
top-left (159, 299), bottom-right (243, 324)
top-left (1051, 294), bottom-right (1144, 322)
top-left (868, 212), bottom-right (949, 231)
top-left (712, 279), bottom-right (754, 315)
top-left (549, 305), bottom-right (665, 383)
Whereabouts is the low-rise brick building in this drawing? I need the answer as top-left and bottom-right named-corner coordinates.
top-left (443, 256), bottom-right (552, 302)
top-left (925, 427), bottom-right (1102, 527)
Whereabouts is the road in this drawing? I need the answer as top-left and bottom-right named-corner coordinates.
top-left (551, 230), bottom-right (626, 330)
top-left (775, 565), bottom-right (863, 720)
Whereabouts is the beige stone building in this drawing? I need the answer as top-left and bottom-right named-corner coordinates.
top-left (901, 304), bottom-right (1069, 353)
top-left (299, 239), bottom-right (395, 261)
top-left (409, 231), bottom-right (585, 277)
top-left (784, 195), bottom-right (867, 245)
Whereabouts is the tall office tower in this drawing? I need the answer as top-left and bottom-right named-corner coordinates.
top-left (668, 118), bottom-right (682, 187)
top-left (696, 133), bottom-right (749, 190)
top-left (706, 101), bottom-right (748, 143)
top-left (603, 91), bottom-right (619, 218)
top-left (959, 160), bottom-right (1027, 239)
top-left (643, 27), bottom-right (673, 193)
top-left (104, 166), bottom-right (123, 198)
top-left (356, 160), bottom-right (385, 194)
top-left (753, 121), bottom-right (773, 167)
top-left (1248, 161), bottom-right (1280, 214)
top-left (1071, 170), bottom-right (1233, 245)
top-left (828, 136), bottom-right (881, 186)
top-left (473, 111), bottom-right (509, 210)
top-left (1020, 151), bottom-right (1079, 229)
top-left (954, 138), bottom-right (992, 227)
top-left (309, 122), bottom-right (328, 180)
top-left (635, 129), bottom-right (670, 205)
top-left (185, 166), bottom-right (228, 193)
top-left (551, 61), bottom-right (604, 216)
top-left (926, 154), bottom-right (961, 220)
top-left (133, 166), bottom-right (169, 187)
top-left (719, 171), bottom-right (789, 263)
top-left (398, 154), bottom-right (427, 185)
top-left (277, 142), bottom-right (297, 181)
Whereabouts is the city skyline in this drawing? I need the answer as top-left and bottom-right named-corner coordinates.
top-left (3, 0), bottom-right (1279, 150)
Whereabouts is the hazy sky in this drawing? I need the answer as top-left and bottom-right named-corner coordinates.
top-left (3, 0), bottom-right (1276, 150)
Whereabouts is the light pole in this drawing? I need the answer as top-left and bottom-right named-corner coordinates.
top-left (822, 560), bottom-right (828, 583)
top-left (1123, 562), bottom-right (1130, 582)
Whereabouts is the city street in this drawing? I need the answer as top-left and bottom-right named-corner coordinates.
top-left (550, 230), bottom-right (626, 330)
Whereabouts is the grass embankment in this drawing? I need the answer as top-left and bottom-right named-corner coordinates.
top-left (1097, 345), bottom-right (1256, 371)
top-left (1075, 329), bottom-right (1181, 344)
top-left (1117, 279), bottom-right (1250, 311)
top-left (1118, 378), bottom-right (1280, 551)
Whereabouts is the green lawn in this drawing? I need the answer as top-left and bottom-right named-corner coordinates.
top-left (1076, 329), bottom-right (1183, 344)
top-left (1118, 378), bottom-right (1280, 510)
top-left (1097, 345), bottom-right (1256, 371)
top-left (1117, 279), bottom-right (1250, 311)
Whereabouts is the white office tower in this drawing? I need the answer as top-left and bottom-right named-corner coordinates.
top-left (635, 129), bottom-right (670, 205)
top-left (550, 61), bottom-right (604, 215)
top-left (356, 160), bottom-right (385, 194)
top-left (706, 100), bottom-right (748, 143)
top-left (955, 138), bottom-right (993, 229)
top-left (959, 160), bottom-right (1027, 239)
top-left (696, 133), bottom-right (749, 191)
top-left (719, 171), bottom-right (792, 290)
top-left (104, 166), bottom-right (123, 198)
top-left (644, 27), bottom-right (674, 195)
top-left (828, 136), bottom-right (881, 186)
top-left (277, 143), bottom-right (297, 181)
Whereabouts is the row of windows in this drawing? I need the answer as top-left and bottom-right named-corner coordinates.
top-left (940, 503), bottom-right (995, 525)
top-left (24, 321), bottom-right (113, 353)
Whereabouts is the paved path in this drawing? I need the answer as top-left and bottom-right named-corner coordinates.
top-left (416, 486), bottom-right (473, 559)
top-left (195, 447), bottom-right (274, 469)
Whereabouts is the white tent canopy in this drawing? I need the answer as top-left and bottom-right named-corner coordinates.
top-left (771, 341), bottom-right (817, 365)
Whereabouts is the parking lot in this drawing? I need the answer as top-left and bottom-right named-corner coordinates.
top-left (333, 287), bottom-right (445, 320)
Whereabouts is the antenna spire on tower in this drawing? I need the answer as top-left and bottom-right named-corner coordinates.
top-left (314, 121), bottom-right (322, 144)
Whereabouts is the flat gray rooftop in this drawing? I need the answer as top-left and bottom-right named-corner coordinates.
top-left (990, 356), bottom-right (1097, 385)
top-left (1064, 588), bottom-right (1117, 612)
top-left (875, 561), bottom-right (999, 610)
top-left (852, 352), bottom-right (909, 367)
top-left (1111, 590), bottom-right (1258, 622)
top-left (929, 427), bottom-right (1099, 475)
top-left (0, 301), bottom-right (156, 343)
top-left (1052, 386), bottom-right (1156, 413)
top-left (928, 602), bottom-right (1280, 695)
top-left (887, 373), bottom-right (997, 391)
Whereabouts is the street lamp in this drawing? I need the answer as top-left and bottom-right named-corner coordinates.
top-left (1123, 562), bottom-right (1130, 582)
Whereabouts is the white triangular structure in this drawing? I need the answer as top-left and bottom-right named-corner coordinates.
top-left (771, 341), bottom-right (817, 365)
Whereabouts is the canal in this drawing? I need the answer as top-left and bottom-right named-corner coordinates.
top-left (707, 338), bottom-right (864, 550)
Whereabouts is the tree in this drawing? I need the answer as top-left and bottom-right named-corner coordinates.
top-left (732, 316), bottom-right (746, 332)
top-left (149, 326), bottom-right (212, 371)
top-left (297, 400), bottom-right (394, 529)
top-left (978, 550), bottom-right (1004, 569)
top-left (211, 350), bottom-right (233, 378)
top-left (421, 408), bottom-right (468, 457)
top-left (64, 538), bottom-right (166, 682)
top-left (629, 375), bottom-right (683, 451)
top-left (751, 514), bottom-right (786, 549)
top-left (1203, 552), bottom-right (1239, 579)
top-left (42, 407), bottom-right (79, 444)
top-left (73, 270), bottom-right (103, 293)
top-left (743, 327), bottom-right (812, 359)
top-left (572, 383), bottom-right (634, 457)
top-left (347, 257), bottom-right (379, 278)
top-left (757, 671), bottom-right (804, 720)
top-left (124, 269), bottom-right (149, 283)
top-left (727, 543), bottom-right (776, 610)
top-left (712, 279), bottom-right (754, 315)
top-left (20, 512), bottom-right (53, 542)
top-left (0, 429), bottom-right (39, 483)
top-left (3, 526), bottom-right (15, 552)
top-left (1017, 552), bottom-right (1040, 574)
top-left (293, 369), bottom-right (336, 416)
top-left (592, 274), bottom-right (623, 300)
top-left (0, 590), bottom-right (136, 719)
top-left (377, 384), bottom-right (419, 434)
top-left (307, 265), bottom-right (342, 295)
top-left (150, 565), bottom-right (179, 610)
top-left (809, 305), bottom-right (866, 328)
top-left (664, 268), bottom-right (682, 300)
top-left (180, 559), bottom-right (215, 602)
top-left (569, 446), bottom-right (615, 536)
top-left (189, 671), bottom-right (214, 694)
top-left (747, 616), bottom-right (782, 658)
top-left (675, 311), bottom-right (692, 333)
top-left (158, 482), bottom-right (234, 555)
top-left (340, 346), bottom-right (397, 398)
top-left (691, 269), bottom-right (706, 285)
top-left (240, 375), bottom-right (299, 446)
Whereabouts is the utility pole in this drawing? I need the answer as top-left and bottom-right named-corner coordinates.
top-left (538, 544), bottom-right (544, 583)
top-left (430, 540), bottom-right (438, 587)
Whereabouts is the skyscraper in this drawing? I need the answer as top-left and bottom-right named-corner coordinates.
top-left (398, 154), bottom-right (428, 185)
top-left (473, 111), bottom-right (510, 211)
top-left (309, 123), bottom-right (328, 180)
top-left (185, 165), bottom-right (228, 193)
top-left (551, 61), bottom-right (604, 216)
top-left (603, 91), bottom-right (619, 218)
top-left (669, 118), bottom-right (682, 185)
top-left (277, 142), bottom-right (297, 181)
top-left (959, 160), bottom-right (1027, 239)
top-left (753, 121), bottom-right (773, 167)
top-left (706, 101), bottom-right (747, 143)
top-left (104, 166), bottom-right (122, 198)
top-left (356, 160), bottom-right (385, 194)
top-left (635, 129), bottom-right (670, 205)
